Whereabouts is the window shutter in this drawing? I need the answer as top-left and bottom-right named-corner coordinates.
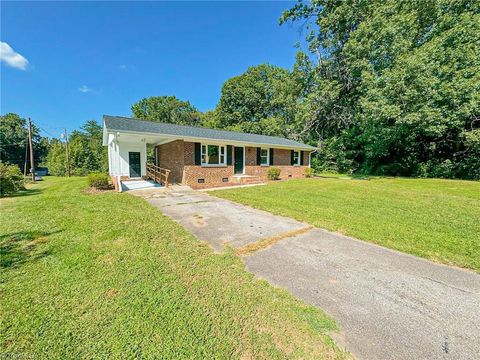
top-left (269, 148), bottom-right (274, 165)
top-left (194, 143), bottom-right (201, 165)
top-left (227, 145), bottom-right (232, 165)
top-left (291, 150), bottom-right (294, 165)
top-left (300, 151), bottom-right (304, 165)
top-left (256, 147), bottom-right (261, 165)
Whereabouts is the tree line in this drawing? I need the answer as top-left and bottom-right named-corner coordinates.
top-left (0, 114), bottom-right (107, 177)
top-left (1, 0), bottom-right (478, 180)
top-left (131, 0), bottom-right (480, 179)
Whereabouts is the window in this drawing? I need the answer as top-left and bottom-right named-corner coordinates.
top-left (201, 144), bottom-right (226, 166)
top-left (260, 148), bottom-right (269, 166)
top-left (293, 151), bottom-right (300, 166)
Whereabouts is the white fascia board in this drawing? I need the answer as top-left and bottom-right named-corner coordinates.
top-left (105, 129), bottom-right (317, 151)
top-left (102, 120), bottom-right (109, 146)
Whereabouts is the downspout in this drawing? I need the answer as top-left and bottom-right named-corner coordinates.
top-left (116, 133), bottom-right (122, 192)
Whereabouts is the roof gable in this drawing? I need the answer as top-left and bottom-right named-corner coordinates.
top-left (103, 115), bottom-right (316, 150)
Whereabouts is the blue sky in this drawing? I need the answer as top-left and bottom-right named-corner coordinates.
top-left (1, 1), bottom-right (304, 137)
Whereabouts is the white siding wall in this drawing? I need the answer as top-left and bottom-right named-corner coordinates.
top-left (107, 134), bottom-right (147, 177)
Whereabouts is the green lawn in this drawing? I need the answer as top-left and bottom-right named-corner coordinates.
top-left (212, 177), bottom-right (480, 271)
top-left (0, 177), bottom-right (348, 359)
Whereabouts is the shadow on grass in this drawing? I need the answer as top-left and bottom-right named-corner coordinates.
top-left (316, 173), bottom-right (393, 180)
top-left (4, 188), bottom-right (43, 198)
top-left (0, 230), bottom-right (61, 269)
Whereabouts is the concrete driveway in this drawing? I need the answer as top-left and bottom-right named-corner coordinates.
top-left (132, 187), bottom-right (480, 360)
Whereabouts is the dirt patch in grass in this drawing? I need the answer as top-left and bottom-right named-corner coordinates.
top-left (83, 187), bottom-right (115, 195)
top-left (236, 226), bottom-right (314, 256)
top-left (105, 288), bottom-right (119, 298)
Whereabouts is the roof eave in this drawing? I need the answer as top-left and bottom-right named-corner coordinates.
top-left (104, 128), bottom-right (316, 151)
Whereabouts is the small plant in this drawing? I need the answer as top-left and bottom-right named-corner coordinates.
top-left (304, 168), bottom-right (315, 178)
top-left (87, 172), bottom-right (110, 190)
top-left (0, 162), bottom-right (25, 197)
top-left (267, 167), bottom-right (281, 180)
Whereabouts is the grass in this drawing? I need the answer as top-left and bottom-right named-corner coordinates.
top-left (211, 177), bottom-right (480, 271)
top-left (0, 177), bottom-right (348, 359)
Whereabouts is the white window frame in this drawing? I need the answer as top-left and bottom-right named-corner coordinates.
top-left (201, 144), bottom-right (226, 167)
top-left (260, 148), bottom-right (269, 166)
top-left (293, 150), bottom-right (300, 166)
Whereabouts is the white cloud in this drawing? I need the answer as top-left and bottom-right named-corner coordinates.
top-left (0, 41), bottom-right (29, 70)
top-left (78, 85), bottom-right (93, 93)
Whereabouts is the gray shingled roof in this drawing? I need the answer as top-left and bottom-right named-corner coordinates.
top-left (103, 115), bottom-right (316, 150)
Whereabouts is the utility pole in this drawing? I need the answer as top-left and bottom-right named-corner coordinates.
top-left (23, 134), bottom-right (28, 179)
top-left (64, 128), bottom-right (70, 177)
top-left (28, 118), bottom-right (35, 183)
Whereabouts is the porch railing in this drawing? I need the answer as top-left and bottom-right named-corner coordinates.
top-left (146, 163), bottom-right (171, 187)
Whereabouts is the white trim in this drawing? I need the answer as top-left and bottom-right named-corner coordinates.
top-left (201, 143), bottom-right (227, 167)
top-left (293, 150), bottom-right (301, 166)
top-left (154, 138), bottom-right (176, 146)
top-left (233, 146), bottom-right (245, 174)
top-left (243, 146), bottom-right (246, 174)
top-left (260, 147), bottom-right (270, 166)
top-left (104, 129), bottom-right (316, 151)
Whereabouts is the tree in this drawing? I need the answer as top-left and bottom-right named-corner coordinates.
top-left (46, 120), bottom-right (107, 176)
top-left (0, 162), bottom-right (25, 196)
top-left (215, 64), bottom-right (300, 137)
top-left (131, 96), bottom-right (201, 126)
top-left (0, 113), bottom-right (48, 171)
top-left (281, 0), bottom-right (480, 178)
top-left (45, 139), bottom-right (67, 176)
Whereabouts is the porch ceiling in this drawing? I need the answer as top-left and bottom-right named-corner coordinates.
top-left (113, 132), bottom-right (175, 145)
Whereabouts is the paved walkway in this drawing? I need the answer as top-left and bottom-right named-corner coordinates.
top-left (130, 187), bottom-right (480, 360)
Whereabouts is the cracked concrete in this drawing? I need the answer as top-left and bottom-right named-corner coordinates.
top-left (129, 186), bottom-right (480, 360)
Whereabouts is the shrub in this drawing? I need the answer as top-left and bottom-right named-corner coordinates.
top-left (304, 167), bottom-right (315, 178)
top-left (267, 167), bottom-right (281, 180)
top-left (87, 172), bottom-right (110, 190)
top-left (0, 162), bottom-right (25, 197)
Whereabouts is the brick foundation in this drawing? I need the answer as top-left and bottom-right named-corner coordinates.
top-left (184, 165), bottom-right (235, 189)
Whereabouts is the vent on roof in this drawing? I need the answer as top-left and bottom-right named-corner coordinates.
top-left (198, 178), bottom-right (205, 183)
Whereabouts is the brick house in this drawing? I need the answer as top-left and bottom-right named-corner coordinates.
top-left (103, 115), bottom-right (316, 189)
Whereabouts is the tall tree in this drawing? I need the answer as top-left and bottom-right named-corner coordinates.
top-left (281, 0), bottom-right (480, 178)
top-left (216, 64), bottom-right (300, 137)
top-left (0, 113), bottom-right (48, 171)
top-left (46, 120), bottom-right (107, 176)
top-left (131, 96), bottom-right (201, 126)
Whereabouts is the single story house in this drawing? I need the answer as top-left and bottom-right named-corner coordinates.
top-left (102, 115), bottom-right (317, 189)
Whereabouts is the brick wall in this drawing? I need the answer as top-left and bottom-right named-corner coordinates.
top-left (244, 146), bottom-right (310, 180)
top-left (158, 141), bottom-right (311, 189)
top-left (184, 141), bottom-right (195, 165)
top-left (182, 141), bottom-right (236, 189)
top-left (156, 140), bottom-right (185, 184)
top-left (183, 165), bottom-right (235, 189)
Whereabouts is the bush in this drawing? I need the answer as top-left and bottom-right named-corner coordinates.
top-left (0, 162), bottom-right (25, 197)
top-left (267, 167), bottom-right (281, 180)
top-left (304, 167), bottom-right (315, 178)
top-left (87, 172), bottom-right (110, 190)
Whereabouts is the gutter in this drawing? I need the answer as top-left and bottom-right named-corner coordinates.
top-left (104, 129), bottom-right (317, 151)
